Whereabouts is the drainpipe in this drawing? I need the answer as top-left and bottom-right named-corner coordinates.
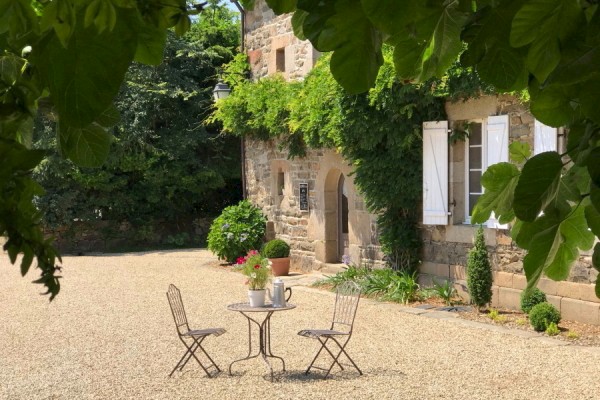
top-left (230, 0), bottom-right (247, 199)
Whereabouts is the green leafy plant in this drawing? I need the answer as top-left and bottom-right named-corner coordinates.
top-left (487, 308), bottom-right (506, 323)
top-left (361, 268), bottom-right (397, 296)
top-left (567, 331), bottom-right (579, 340)
top-left (384, 271), bottom-right (420, 304)
top-left (545, 322), bottom-right (560, 336)
top-left (207, 200), bottom-right (266, 263)
top-left (432, 279), bottom-right (457, 306)
top-left (529, 302), bottom-right (561, 332)
top-left (234, 250), bottom-right (271, 290)
top-left (314, 264), bottom-right (370, 289)
top-left (261, 239), bottom-right (290, 258)
top-left (520, 288), bottom-right (547, 314)
top-left (467, 226), bottom-right (493, 310)
top-left (448, 121), bottom-right (470, 145)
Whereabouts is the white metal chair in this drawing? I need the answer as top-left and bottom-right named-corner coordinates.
top-left (298, 280), bottom-right (363, 379)
top-left (166, 284), bottom-right (226, 377)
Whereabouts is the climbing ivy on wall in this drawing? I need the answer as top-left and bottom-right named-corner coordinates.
top-left (211, 49), bottom-right (488, 272)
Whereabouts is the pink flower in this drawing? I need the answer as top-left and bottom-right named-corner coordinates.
top-left (236, 257), bottom-right (245, 265)
top-left (248, 250), bottom-right (258, 256)
top-left (254, 264), bottom-right (260, 269)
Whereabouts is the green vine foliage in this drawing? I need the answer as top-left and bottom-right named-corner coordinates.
top-left (212, 49), bottom-right (473, 272)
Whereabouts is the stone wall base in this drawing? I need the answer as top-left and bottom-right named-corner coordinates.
top-left (420, 262), bottom-right (600, 326)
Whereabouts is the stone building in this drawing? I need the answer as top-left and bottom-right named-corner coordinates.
top-left (241, 1), bottom-right (599, 324)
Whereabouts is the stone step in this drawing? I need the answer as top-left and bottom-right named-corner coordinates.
top-left (319, 263), bottom-right (347, 275)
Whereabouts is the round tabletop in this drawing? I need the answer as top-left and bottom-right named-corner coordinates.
top-left (227, 302), bottom-right (296, 312)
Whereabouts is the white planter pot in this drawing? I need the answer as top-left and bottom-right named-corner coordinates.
top-left (248, 289), bottom-right (266, 307)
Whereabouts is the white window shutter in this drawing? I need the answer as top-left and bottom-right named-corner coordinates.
top-left (423, 121), bottom-right (448, 225)
top-left (534, 120), bottom-right (558, 155)
top-left (486, 115), bottom-right (509, 167)
top-left (486, 115), bottom-right (509, 229)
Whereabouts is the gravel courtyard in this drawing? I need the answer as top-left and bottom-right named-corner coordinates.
top-left (1, 249), bottom-right (600, 400)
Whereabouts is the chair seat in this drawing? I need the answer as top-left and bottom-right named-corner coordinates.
top-left (298, 329), bottom-right (349, 338)
top-left (183, 328), bottom-right (226, 338)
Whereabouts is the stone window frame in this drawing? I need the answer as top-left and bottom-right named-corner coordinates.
top-left (270, 160), bottom-right (289, 204)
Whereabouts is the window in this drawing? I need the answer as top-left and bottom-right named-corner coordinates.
top-left (422, 116), bottom-right (508, 228)
top-left (466, 121), bottom-right (484, 220)
top-left (465, 115), bottom-right (509, 227)
top-left (277, 170), bottom-right (285, 196)
top-left (276, 48), bottom-right (286, 72)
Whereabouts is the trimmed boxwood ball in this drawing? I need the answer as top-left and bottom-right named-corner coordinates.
top-left (262, 239), bottom-right (290, 258)
top-left (529, 302), bottom-right (561, 332)
top-left (520, 288), bottom-right (547, 314)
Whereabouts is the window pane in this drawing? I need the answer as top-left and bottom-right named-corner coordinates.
top-left (469, 146), bottom-right (482, 169)
top-left (469, 194), bottom-right (481, 215)
top-left (469, 171), bottom-right (482, 193)
top-left (470, 122), bottom-right (482, 145)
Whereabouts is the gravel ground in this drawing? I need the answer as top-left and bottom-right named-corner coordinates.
top-left (1, 249), bottom-right (600, 400)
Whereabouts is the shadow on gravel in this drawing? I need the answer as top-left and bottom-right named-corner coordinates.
top-left (278, 367), bottom-right (406, 382)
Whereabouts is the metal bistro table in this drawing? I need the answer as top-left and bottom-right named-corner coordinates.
top-left (227, 302), bottom-right (296, 380)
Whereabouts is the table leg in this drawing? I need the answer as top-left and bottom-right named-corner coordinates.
top-left (228, 311), bottom-right (286, 381)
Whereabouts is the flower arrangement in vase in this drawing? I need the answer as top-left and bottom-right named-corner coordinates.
top-left (235, 250), bottom-right (272, 306)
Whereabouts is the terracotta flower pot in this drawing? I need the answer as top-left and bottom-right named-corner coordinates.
top-left (270, 257), bottom-right (290, 276)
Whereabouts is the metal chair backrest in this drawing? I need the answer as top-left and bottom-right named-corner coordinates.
top-left (167, 284), bottom-right (190, 336)
top-left (331, 281), bottom-right (361, 334)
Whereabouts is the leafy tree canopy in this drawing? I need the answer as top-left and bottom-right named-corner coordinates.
top-left (34, 18), bottom-right (241, 230)
top-left (250, 0), bottom-right (600, 296)
top-left (0, 0), bottom-right (237, 299)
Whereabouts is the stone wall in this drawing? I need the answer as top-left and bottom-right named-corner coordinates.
top-left (243, 1), bottom-right (382, 271)
top-left (245, 0), bottom-right (318, 81)
top-left (420, 94), bottom-right (598, 324)
top-left (244, 138), bottom-right (383, 272)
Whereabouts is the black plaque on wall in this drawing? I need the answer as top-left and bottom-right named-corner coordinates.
top-left (299, 183), bottom-right (309, 211)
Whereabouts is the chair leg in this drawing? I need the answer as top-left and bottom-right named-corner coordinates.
top-left (323, 337), bottom-right (362, 378)
top-left (305, 336), bottom-right (362, 379)
top-left (170, 342), bottom-right (197, 377)
top-left (170, 336), bottom-right (219, 378)
top-left (316, 338), bottom-right (345, 372)
top-left (304, 337), bottom-right (329, 375)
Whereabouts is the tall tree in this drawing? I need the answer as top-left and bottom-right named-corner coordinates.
top-left (34, 11), bottom-right (242, 230)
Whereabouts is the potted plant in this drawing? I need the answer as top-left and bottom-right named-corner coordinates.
top-left (262, 239), bottom-right (291, 276)
top-left (235, 250), bottom-right (272, 307)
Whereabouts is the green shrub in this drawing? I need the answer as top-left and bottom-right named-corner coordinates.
top-left (520, 288), bottom-right (547, 314)
top-left (207, 200), bottom-right (266, 263)
top-left (262, 239), bottom-right (290, 258)
top-left (467, 226), bottom-right (493, 309)
top-left (529, 302), bottom-right (561, 332)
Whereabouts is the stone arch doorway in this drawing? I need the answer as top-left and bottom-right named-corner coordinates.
top-left (324, 169), bottom-right (349, 263)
